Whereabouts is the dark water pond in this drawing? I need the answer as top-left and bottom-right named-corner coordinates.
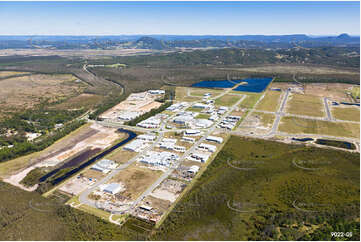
top-left (39, 129), bottom-right (137, 184)
top-left (315, 139), bottom-right (356, 150)
top-left (233, 78), bottom-right (273, 93)
top-left (191, 78), bottom-right (273, 93)
top-left (292, 137), bottom-right (314, 142)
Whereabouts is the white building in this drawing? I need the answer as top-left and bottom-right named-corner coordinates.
top-left (137, 116), bottom-right (161, 128)
top-left (184, 129), bottom-right (201, 136)
top-left (173, 145), bottom-right (186, 152)
top-left (192, 103), bottom-right (209, 109)
top-left (162, 138), bottom-right (177, 144)
top-left (91, 159), bottom-right (118, 173)
top-left (139, 151), bottom-right (179, 167)
top-left (123, 139), bottom-right (148, 152)
top-left (137, 134), bottom-right (156, 142)
top-left (197, 143), bottom-right (217, 153)
top-left (194, 119), bottom-right (213, 128)
top-left (148, 90), bottom-right (165, 95)
top-left (181, 137), bottom-right (196, 143)
top-left (173, 116), bottom-right (194, 125)
top-left (117, 111), bottom-right (141, 121)
top-left (187, 153), bottom-right (211, 163)
top-left (103, 183), bottom-right (123, 194)
top-left (206, 136), bottom-right (223, 144)
top-left (188, 165), bottom-right (200, 174)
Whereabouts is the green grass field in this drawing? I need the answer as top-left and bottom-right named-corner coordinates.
top-left (151, 136), bottom-right (360, 241)
top-left (215, 94), bottom-right (242, 106)
top-left (351, 86), bottom-right (360, 99)
top-left (239, 93), bottom-right (262, 109)
top-left (196, 113), bottom-right (211, 119)
top-left (332, 107), bottom-right (360, 122)
top-left (255, 90), bottom-right (281, 112)
top-left (286, 93), bottom-right (324, 117)
top-left (279, 116), bottom-right (360, 139)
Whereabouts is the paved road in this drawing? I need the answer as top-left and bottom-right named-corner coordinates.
top-left (268, 89), bottom-right (290, 136)
top-left (129, 94), bottom-right (246, 211)
top-left (79, 87), bottom-right (241, 211)
top-left (323, 97), bottom-right (332, 121)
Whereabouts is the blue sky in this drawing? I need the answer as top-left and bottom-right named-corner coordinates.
top-left (0, 1), bottom-right (359, 35)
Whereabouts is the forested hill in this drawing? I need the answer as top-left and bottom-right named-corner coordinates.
top-left (109, 47), bottom-right (360, 69)
top-left (0, 34), bottom-right (359, 49)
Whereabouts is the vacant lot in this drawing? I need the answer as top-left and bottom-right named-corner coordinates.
top-left (238, 112), bottom-right (275, 135)
top-left (332, 106), bottom-right (360, 122)
top-left (304, 83), bottom-right (352, 101)
top-left (286, 93), bottom-right (324, 117)
top-left (109, 164), bottom-right (163, 201)
top-left (105, 148), bottom-right (137, 164)
top-left (175, 87), bottom-right (200, 102)
top-left (255, 90), bottom-right (281, 112)
top-left (238, 93), bottom-right (262, 109)
top-left (0, 74), bottom-right (85, 114)
top-left (215, 94), bottom-right (242, 106)
top-left (189, 88), bottom-right (223, 97)
top-left (279, 116), bottom-right (360, 139)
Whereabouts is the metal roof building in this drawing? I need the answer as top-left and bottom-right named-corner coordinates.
top-left (103, 183), bottom-right (123, 195)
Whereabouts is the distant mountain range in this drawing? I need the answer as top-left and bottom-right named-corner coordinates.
top-left (0, 34), bottom-right (359, 50)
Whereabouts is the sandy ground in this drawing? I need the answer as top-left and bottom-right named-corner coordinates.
top-left (100, 91), bottom-right (162, 119)
top-left (151, 189), bottom-right (178, 202)
top-left (3, 166), bottom-right (39, 191)
top-left (41, 123), bottom-right (120, 167)
top-left (3, 123), bottom-right (121, 190)
top-left (58, 176), bottom-right (93, 195)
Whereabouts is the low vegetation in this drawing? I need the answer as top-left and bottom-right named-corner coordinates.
top-left (279, 116), bottom-right (360, 139)
top-left (286, 93), bottom-right (324, 117)
top-left (151, 136), bottom-right (360, 240)
top-left (255, 90), bottom-right (281, 112)
top-left (331, 107), bottom-right (360, 122)
top-left (0, 181), bottom-right (131, 240)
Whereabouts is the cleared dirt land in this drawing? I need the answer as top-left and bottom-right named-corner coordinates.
top-left (109, 164), bottom-right (163, 201)
top-left (0, 123), bottom-right (123, 180)
top-left (285, 93), bottom-right (324, 117)
top-left (278, 116), bottom-right (360, 139)
top-left (255, 90), bottom-right (281, 112)
top-left (105, 148), bottom-right (137, 164)
top-left (331, 106), bottom-right (360, 122)
top-left (238, 112), bottom-right (275, 135)
top-left (0, 74), bottom-right (85, 114)
top-left (189, 88), bottom-right (223, 97)
top-left (175, 87), bottom-right (200, 102)
top-left (304, 83), bottom-right (353, 102)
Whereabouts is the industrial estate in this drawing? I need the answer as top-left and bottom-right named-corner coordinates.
top-left (1, 72), bottom-right (359, 230)
top-left (0, 2), bottom-right (359, 238)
